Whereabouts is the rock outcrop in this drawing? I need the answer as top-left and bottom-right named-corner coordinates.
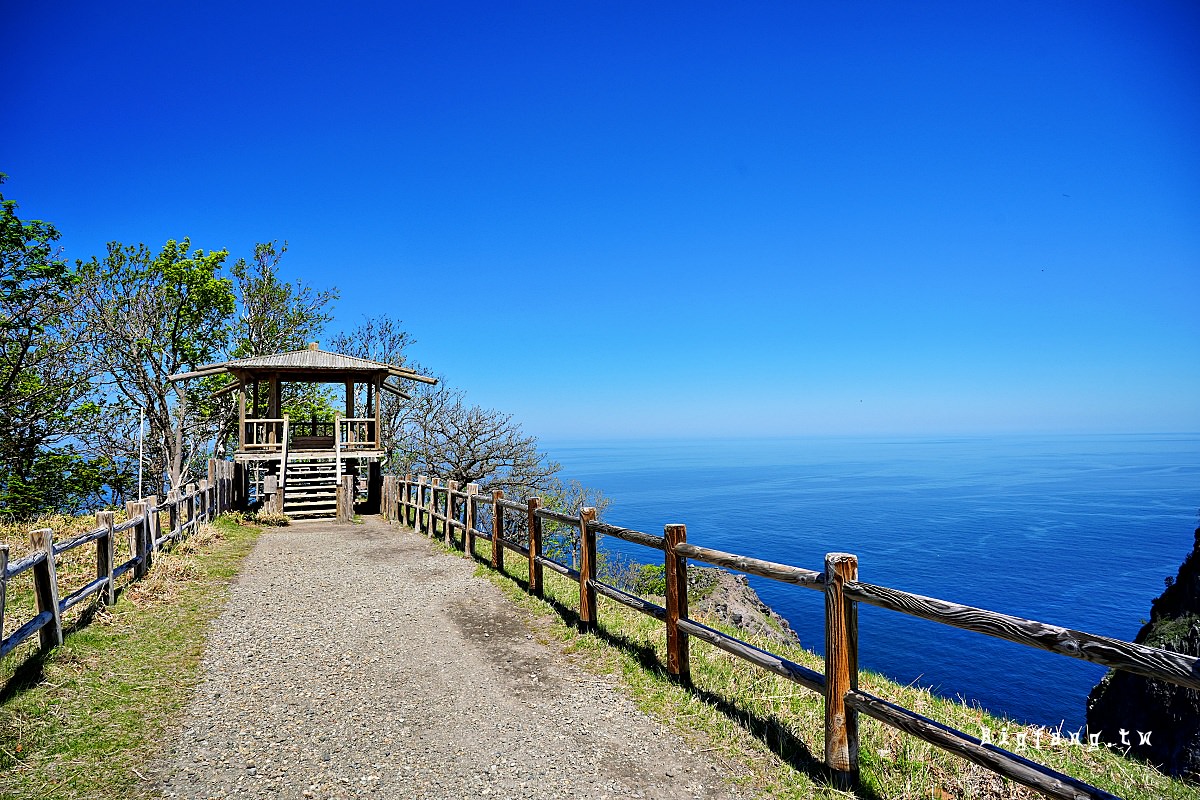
top-left (687, 566), bottom-right (801, 649)
top-left (1086, 526), bottom-right (1200, 781)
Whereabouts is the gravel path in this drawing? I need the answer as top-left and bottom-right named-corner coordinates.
top-left (155, 517), bottom-right (745, 800)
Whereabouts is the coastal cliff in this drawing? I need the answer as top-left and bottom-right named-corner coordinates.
top-left (1086, 526), bottom-right (1200, 780)
top-left (688, 567), bottom-right (801, 648)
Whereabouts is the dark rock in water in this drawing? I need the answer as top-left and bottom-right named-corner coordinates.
top-left (1086, 526), bottom-right (1200, 781)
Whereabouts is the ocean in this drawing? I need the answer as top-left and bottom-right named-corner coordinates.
top-left (543, 433), bottom-right (1200, 730)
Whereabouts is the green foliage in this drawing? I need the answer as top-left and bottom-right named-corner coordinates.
top-left (0, 447), bottom-right (114, 519)
top-left (79, 238), bottom-right (237, 492)
top-left (635, 563), bottom-right (667, 595)
top-left (0, 174), bottom-right (97, 519)
top-left (230, 241), bottom-right (337, 359)
top-left (281, 382), bottom-right (339, 423)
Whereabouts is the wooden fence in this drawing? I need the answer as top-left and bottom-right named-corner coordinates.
top-left (381, 472), bottom-right (1200, 800)
top-left (1, 459), bottom-right (237, 660)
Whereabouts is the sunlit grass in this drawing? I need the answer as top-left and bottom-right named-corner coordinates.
top-left (431, 522), bottom-right (1198, 800)
top-left (0, 514), bottom-right (262, 800)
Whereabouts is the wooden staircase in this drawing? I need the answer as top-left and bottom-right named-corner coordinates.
top-left (283, 456), bottom-right (339, 518)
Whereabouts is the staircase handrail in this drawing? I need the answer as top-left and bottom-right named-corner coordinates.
top-left (280, 414), bottom-right (290, 496)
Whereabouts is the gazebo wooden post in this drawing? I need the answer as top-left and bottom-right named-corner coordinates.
top-left (238, 381), bottom-right (246, 447)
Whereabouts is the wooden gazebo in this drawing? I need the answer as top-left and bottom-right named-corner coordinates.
top-left (169, 343), bottom-right (435, 517)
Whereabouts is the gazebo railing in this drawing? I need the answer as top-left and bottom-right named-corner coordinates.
top-left (242, 418), bottom-right (286, 450)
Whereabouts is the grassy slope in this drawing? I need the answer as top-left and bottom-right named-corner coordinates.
top-left (455, 533), bottom-right (1199, 800)
top-left (0, 516), bottom-right (261, 800)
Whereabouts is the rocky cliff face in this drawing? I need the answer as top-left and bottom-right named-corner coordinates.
top-left (1086, 526), bottom-right (1200, 780)
top-left (687, 566), bottom-right (801, 649)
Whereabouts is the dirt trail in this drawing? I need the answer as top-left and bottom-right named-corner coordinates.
top-left (155, 517), bottom-right (745, 800)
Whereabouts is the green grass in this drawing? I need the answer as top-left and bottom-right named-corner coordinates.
top-left (424, 521), bottom-right (1200, 800)
top-left (0, 515), bottom-right (262, 800)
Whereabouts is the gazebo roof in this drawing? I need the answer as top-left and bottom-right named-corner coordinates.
top-left (168, 344), bottom-right (436, 385)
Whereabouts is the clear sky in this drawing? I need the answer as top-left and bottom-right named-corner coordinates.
top-left (4, 1), bottom-right (1198, 440)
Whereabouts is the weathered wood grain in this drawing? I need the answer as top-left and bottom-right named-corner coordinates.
top-left (111, 517), bottom-right (142, 534)
top-left (578, 507), bottom-right (598, 631)
top-left (533, 507), bottom-right (578, 527)
top-left (664, 523), bottom-right (690, 682)
top-left (843, 579), bottom-right (1200, 691)
top-left (591, 521), bottom-right (665, 552)
top-left (97, 511), bottom-right (116, 605)
top-left (0, 546), bottom-right (6, 648)
top-left (824, 553), bottom-right (859, 788)
top-left (591, 579), bottom-right (667, 621)
top-left (527, 497), bottom-right (543, 598)
top-left (144, 495), bottom-right (158, 573)
top-left (51, 525), bottom-right (108, 556)
top-left (501, 537), bottom-right (530, 558)
top-left (60, 576), bottom-right (110, 612)
top-left (535, 555), bottom-right (580, 582)
top-left (496, 497), bottom-right (528, 514)
top-left (4, 550), bottom-right (45, 580)
top-left (674, 543), bottom-right (823, 590)
top-left (445, 481), bottom-right (458, 548)
top-left (0, 611), bottom-right (54, 659)
top-left (30, 528), bottom-right (62, 650)
top-left (676, 618), bottom-right (825, 694)
top-left (491, 490), bottom-right (505, 570)
top-left (844, 689), bottom-right (1120, 800)
top-left (464, 483), bottom-right (479, 555)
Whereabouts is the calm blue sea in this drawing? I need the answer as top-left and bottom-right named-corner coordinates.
top-left (543, 433), bottom-right (1200, 730)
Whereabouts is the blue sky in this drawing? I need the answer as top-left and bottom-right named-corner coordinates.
top-left (4, 1), bottom-right (1198, 439)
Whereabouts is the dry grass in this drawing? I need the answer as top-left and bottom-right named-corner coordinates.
top-left (0, 514), bottom-right (262, 800)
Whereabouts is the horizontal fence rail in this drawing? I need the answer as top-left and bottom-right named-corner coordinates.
top-left (1, 459), bottom-right (237, 661)
top-left (381, 472), bottom-right (1196, 800)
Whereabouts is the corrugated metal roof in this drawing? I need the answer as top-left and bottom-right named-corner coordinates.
top-left (169, 345), bottom-right (435, 384)
top-left (218, 347), bottom-right (394, 372)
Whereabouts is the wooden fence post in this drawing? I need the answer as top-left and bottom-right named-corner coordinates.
top-left (1, 545), bottom-right (8, 645)
top-left (824, 552), bottom-right (860, 790)
top-left (578, 507), bottom-right (598, 631)
top-left (97, 510), bottom-right (116, 604)
top-left (127, 501), bottom-right (148, 579)
top-left (403, 475), bottom-right (410, 525)
top-left (30, 528), bottom-right (62, 650)
top-left (167, 490), bottom-right (179, 543)
top-left (208, 459), bottom-right (216, 516)
top-left (464, 483), bottom-right (478, 557)
top-left (337, 474), bottom-right (356, 522)
top-left (185, 484), bottom-right (197, 537)
top-left (145, 495), bottom-right (158, 571)
top-left (527, 497), bottom-right (543, 598)
top-left (429, 478), bottom-right (440, 538)
top-left (445, 481), bottom-right (457, 547)
top-left (417, 476), bottom-right (428, 534)
top-left (491, 490), bottom-right (505, 570)
top-left (664, 523), bottom-right (691, 684)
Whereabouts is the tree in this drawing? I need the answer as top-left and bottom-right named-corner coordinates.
top-left (0, 173), bottom-right (80, 417)
top-left (0, 174), bottom-right (102, 518)
top-left (328, 314), bottom-right (420, 470)
top-left (404, 384), bottom-right (562, 494)
top-left (77, 239), bottom-right (235, 493)
top-left (204, 241), bottom-right (339, 455)
top-left (229, 241), bottom-right (338, 359)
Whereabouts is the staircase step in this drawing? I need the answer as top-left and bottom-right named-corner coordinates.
top-left (285, 500), bottom-right (339, 510)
